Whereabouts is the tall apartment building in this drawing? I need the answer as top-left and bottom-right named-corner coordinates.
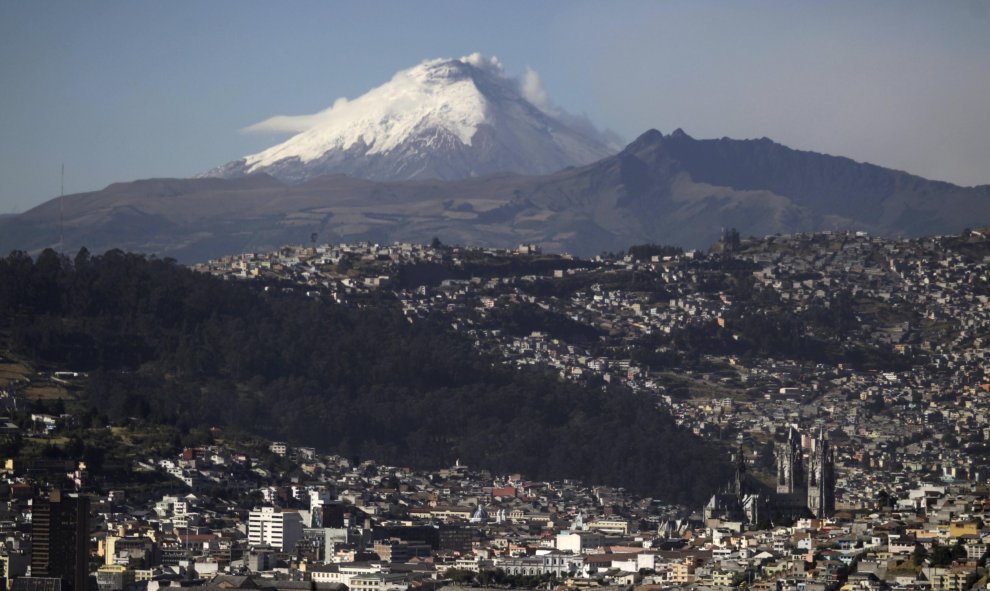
top-left (30, 490), bottom-right (90, 591)
top-left (247, 507), bottom-right (302, 552)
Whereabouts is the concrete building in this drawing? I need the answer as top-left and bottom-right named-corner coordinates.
top-left (30, 491), bottom-right (89, 591)
top-left (95, 565), bottom-right (134, 591)
top-left (247, 507), bottom-right (303, 552)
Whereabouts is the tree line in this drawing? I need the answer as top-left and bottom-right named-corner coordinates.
top-left (0, 248), bottom-right (728, 505)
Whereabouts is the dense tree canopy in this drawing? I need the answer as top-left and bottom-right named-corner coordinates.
top-left (0, 249), bottom-right (728, 504)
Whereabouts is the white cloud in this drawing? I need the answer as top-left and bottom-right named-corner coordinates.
top-left (460, 52), bottom-right (503, 74)
top-left (519, 65), bottom-right (624, 149)
top-left (521, 67), bottom-right (554, 114)
top-left (242, 97), bottom-right (349, 134)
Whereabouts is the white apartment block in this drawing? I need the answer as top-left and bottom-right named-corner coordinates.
top-left (247, 506), bottom-right (303, 552)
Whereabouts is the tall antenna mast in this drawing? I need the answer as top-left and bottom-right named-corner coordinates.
top-left (59, 163), bottom-right (65, 256)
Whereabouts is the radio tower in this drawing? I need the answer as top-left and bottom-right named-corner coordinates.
top-left (59, 163), bottom-right (65, 256)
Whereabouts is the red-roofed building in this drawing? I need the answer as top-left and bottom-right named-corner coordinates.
top-left (492, 486), bottom-right (516, 498)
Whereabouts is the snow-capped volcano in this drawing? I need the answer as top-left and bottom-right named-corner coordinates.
top-left (204, 54), bottom-right (620, 183)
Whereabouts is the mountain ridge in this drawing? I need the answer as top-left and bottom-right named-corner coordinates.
top-left (3, 129), bottom-right (989, 262)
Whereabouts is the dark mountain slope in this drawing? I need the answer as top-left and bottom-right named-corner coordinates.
top-left (0, 249), bottom-right (729, 504)
top-left (657, 130), bottom-right (990, 231)
top-left (3, 130), bottom-right (988, 262)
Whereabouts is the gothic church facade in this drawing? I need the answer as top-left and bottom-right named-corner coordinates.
top-left (704, 428), bottom-right (835, 527)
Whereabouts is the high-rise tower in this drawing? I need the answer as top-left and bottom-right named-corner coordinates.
top-left (30, 490), bottom-right (90, 591)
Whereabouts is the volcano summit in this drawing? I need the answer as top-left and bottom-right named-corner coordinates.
top-left (204, 54), bottom-right (619, 183)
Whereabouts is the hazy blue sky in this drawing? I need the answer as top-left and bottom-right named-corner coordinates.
top-left (2, 0), bottom-right (988, 212)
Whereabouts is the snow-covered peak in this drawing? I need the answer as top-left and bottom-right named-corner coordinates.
top-left (244, 56), bottom-right (508, 171)
top-left (207, 54), bottom-right (618, 183)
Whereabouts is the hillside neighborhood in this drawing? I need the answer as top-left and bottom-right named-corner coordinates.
top-left (4, 3), bottom-right (989, 591)
top-left (3, 230), bottom-right (990, 590)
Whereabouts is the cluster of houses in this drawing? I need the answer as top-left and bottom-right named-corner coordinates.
top-left (195, 232), bottom-right (990, 513)
top-left (5, 434), bottom-right (990, 591)
top-left (48, 229), bottom-right (979, 590)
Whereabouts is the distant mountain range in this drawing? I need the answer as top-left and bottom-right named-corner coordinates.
top-left (3, 128), bottom-right (989, 262)
top-left (202, 54), bottom-right (618, 183)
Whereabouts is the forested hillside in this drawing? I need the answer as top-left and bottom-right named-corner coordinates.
top-left (0, 249), bottom-right (728, 504)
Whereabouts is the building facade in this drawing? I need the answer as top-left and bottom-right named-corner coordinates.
top-left (705, 429), bottom-right (836, 527)
top-left (806, 433), bottom-right (836, 518)
top-left (247, 507), bottom-right (303, 552)
top-left (30, 491), bottom-right (89, 591)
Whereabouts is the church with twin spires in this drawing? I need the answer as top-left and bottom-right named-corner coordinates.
top-left (704, 427), bottom-right (835, 528)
